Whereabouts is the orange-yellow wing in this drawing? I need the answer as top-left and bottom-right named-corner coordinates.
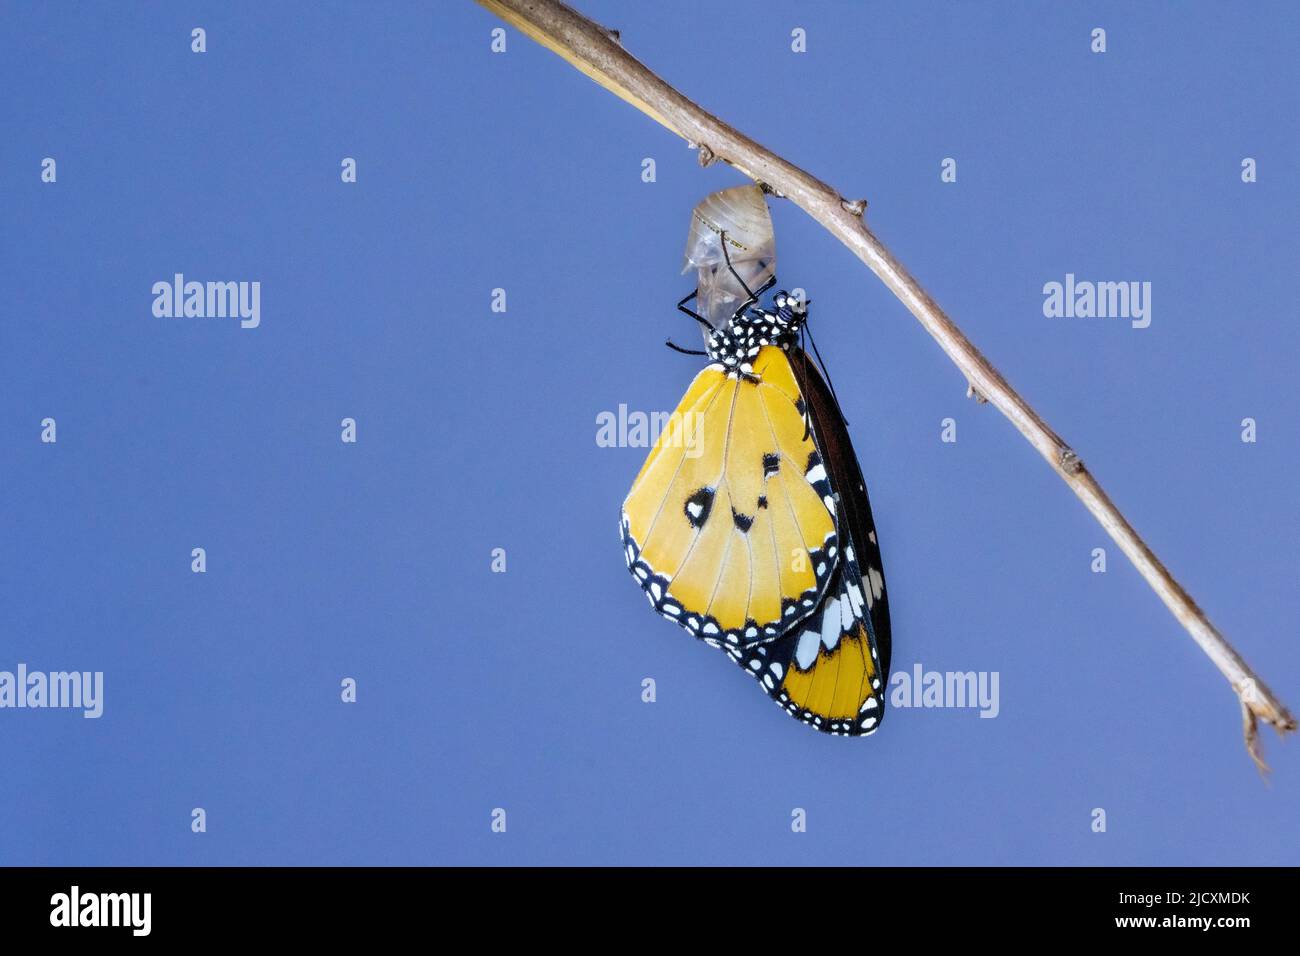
top-left (726, 558), bottom-right (885, 736)
top-left (620, 347), bottom-right (838, 647)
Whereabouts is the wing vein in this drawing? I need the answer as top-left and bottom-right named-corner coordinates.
top-left (639, 375), bottom-right (729, 545)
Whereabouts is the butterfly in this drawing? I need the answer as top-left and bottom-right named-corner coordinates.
top-left (620, 257), bottom-right (891, 736)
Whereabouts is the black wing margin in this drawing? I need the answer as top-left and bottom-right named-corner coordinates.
top-left (788, 347), bottom-right (892, 680)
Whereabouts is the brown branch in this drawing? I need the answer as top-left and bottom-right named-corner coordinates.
top-left (476, 0), bottom-right (1295, 770)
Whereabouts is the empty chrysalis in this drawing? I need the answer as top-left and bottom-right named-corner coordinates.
top-left (681, 184), bottom-right (777, 336)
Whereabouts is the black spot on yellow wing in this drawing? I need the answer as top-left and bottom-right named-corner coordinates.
top-left (684, 487), bottom-right (715, 529)
top-left (731, 508), bottom-right (754, 533)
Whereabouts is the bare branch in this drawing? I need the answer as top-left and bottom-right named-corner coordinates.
top-left (476, 0), bottom-right (1295, 767)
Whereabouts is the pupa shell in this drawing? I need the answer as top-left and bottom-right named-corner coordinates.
top-left (682, 184), bottom-right (776, 331)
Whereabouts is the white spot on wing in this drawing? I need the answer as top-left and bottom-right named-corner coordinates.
top-left (868, 567), bottom-right (884, 601)
top-left (847, 581), bottom-right (865, 617)
top-left (794, 630), bottom-right (820, 669)
top-left (819, 597), bottom-right (840, 650)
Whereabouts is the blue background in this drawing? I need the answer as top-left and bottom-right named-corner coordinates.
top-left (2, 1), bottom-right (1296, 865)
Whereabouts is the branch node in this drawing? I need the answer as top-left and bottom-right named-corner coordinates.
top-left (1241, 698), bottom-right (1271, 778)
top-left (841, 197), bottom-right (868, 217)
top-left (697, 144), bottom-right (716, 167)
top-left (1059, 448), bottom-right (1083, 474)
top-left (605, 27), bottom-right (622, 45)
top-left (965, 380), bottom-right (988, 404)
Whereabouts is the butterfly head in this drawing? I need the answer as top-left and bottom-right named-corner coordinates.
top-left (771, 290), bottom-right (809, 331)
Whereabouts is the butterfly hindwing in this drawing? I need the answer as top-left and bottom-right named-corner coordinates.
top-left (726, 346), bottom-right (891, 735)
top-left (621, 347), bottom-right (839, 646)
top-left (730, 563), bottom-right (884, 735)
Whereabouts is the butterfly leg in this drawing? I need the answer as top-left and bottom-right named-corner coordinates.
top-left (665, 339), bottom-right (707, 356)
top-left (720, 231), bottom-right (776, 320)
top-left (676, 288), bottom-right (712, 330)
top-left (670, 288), bottom-right (713, 355)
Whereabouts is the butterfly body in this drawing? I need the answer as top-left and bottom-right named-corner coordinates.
top-left (622, 289), bottom-right (891, 736)
top-left (699, 292), bottom-right (803, 379)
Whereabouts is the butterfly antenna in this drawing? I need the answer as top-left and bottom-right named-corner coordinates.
top-left (803, 316), bottom-right (851, 428)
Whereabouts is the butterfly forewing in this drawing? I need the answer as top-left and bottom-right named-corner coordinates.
top-left (621, 347), bottom-right (839, 647)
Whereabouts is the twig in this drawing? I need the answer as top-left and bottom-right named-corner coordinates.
top-left (475, 0), bottom-right (1295, 770)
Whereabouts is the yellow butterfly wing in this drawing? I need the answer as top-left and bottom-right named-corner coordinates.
top-left (621, 347), bottom-right (838, 646)
top-left (727, 557), bottom-right (885, 736)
